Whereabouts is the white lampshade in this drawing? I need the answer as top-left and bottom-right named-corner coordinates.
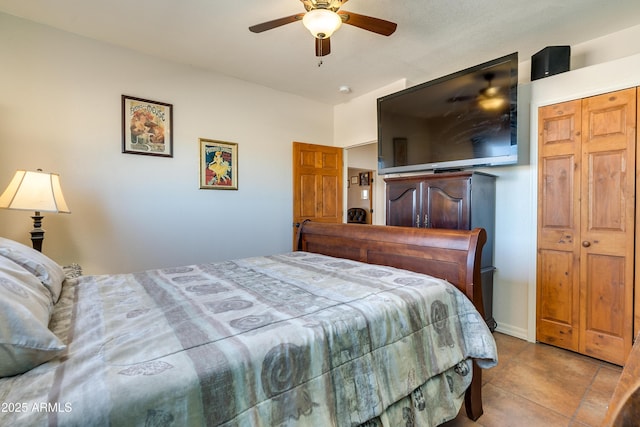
top-left (0, 170), bottom-right (70, 213)
top-left (302, 9), bottom-right (342, 39)
top-left (478, 96), bottom-right (507, 111)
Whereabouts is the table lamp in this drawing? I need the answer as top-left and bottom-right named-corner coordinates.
top-left (0, 169), bottom-right (70, 252)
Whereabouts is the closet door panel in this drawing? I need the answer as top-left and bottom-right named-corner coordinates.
top-left (536, 100), bottom-right (582, 351)
top-left (636, 88), bottom-right (640, 337)
top-left (537, 248), bottom-right (580, 350)
top-left (539, 155), bottom-right (576, 232)
top-left (582, 254), bottom-right (627, 364)
top-left (579, 88), bottom-right (636, 365)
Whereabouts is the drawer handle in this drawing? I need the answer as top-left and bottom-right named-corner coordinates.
top-left (582, 241), bottom-right (591, 247)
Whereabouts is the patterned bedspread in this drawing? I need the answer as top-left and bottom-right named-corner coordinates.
top-left (0, 252), bottom-right (497, 426)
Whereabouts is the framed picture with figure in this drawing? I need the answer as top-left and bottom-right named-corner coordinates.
top-left (122, 95), bottom-right (173, 157)
top-left (199, 139), bottom-right (238, 190)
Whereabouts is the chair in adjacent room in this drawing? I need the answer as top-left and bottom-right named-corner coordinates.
top-left (347, 207), bottom-right (367, 224)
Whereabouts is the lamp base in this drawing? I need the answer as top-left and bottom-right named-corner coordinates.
top-left (30, 212), bottom-right (44, 252)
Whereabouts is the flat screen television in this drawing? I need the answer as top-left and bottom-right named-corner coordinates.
top-left (377, 52), bottom-right (518, 174)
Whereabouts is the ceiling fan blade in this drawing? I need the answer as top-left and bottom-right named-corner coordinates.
top-left (249, 14), bottom-right (304, 33)
top-left (338, 11), bottom-right (397, 36)
top-left (447, 95), bottom-right (475, 103)
top-left (315, 37), bottom-right (331, 57)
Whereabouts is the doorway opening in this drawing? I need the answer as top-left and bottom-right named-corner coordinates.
top-left (345, 143), bottom-right (378, 225)
top-left (347, 168), bottom-right (373, 224)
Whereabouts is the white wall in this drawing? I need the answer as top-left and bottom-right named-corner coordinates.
top-left (333, 79), bottom-right (407, 148)
top-left (333, 24), bottom-right (640, 341)
top-left (335, 80), bottom-right (407, 225)
top-left (0, 13), bottom-right (333, 274)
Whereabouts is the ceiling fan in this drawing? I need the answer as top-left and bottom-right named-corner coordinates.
top-left (249, 0), bottom-right (397, 57)
top-left (448, 73), bottom-right (508, 110)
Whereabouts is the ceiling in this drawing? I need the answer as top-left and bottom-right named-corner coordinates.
top-left (1, 0), bottom-right (640, 105)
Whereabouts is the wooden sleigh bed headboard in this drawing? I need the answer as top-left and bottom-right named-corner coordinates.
top-left (296, 221), bottom-right (487, 316)
top-left (296, 221), bottom-right (489, 421)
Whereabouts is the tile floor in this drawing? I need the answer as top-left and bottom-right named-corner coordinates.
top-left (443, 332), bottom-right (623, 427)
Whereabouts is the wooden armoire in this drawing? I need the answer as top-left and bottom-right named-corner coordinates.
top-left (536, 87), bottom-right (638, 365)
top-left (385, 171), bottom-right (497, 331)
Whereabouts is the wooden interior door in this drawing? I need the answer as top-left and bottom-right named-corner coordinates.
top-left (579, 88), bottom-right (636, 365)
top-left (536, 99), bottom-right (582, 352)
top-left (292, 141), bottom-right (343, 247)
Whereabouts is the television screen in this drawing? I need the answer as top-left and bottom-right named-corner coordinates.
top-left (377, 52), bottom-right (518, 174)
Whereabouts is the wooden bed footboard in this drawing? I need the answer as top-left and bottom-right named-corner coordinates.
top-left (296, 221), bottom-right (488, 421)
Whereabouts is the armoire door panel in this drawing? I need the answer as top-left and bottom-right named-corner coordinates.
top-left (387, 185), bottom-right (419, 227)
top-left (425, 179), bottom-right (470, 229)
top-left (426, 186), bottom-right (465, 229)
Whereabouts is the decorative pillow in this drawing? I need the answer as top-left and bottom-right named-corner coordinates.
top-left (0, 256), bottom-right (66, 377)
top-left (0, 237), bottom-right (65, 304)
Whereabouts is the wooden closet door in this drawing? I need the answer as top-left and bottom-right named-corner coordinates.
top-left (536, 99), bottom-right (582, 352)
top-left (637, 88), bottom-right (640, 337)
top-left (579, 88), bottom-right (636, 365)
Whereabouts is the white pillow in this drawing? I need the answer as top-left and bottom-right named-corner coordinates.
top-left (0, 256), bottom-right (66, 377)
top-left (0, 237), bottom-right (65, 304)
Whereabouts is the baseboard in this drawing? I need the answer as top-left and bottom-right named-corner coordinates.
top-left (494, 323), bottom-right (530, 342)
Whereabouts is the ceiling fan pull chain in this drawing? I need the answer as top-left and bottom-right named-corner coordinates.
top-left (317, 38), bottom-right (323, 67)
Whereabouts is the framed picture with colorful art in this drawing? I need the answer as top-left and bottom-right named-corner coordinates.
top-left (122, 95), bottom-right (173, 157)
top-left (199, 138), bottom-right (238, 190)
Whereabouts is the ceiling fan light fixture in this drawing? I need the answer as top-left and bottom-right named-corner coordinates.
top-left (302, 8), bottom-right (342, 39)
top-left (478, 96), bottom-right (506, 110)
top-left (483, 86), bottom-right (500, 97)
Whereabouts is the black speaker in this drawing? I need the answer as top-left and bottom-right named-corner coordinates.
top-left (531, 46), bottom-right (570, 81)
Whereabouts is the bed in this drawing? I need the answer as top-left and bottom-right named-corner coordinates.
top-left (0, 222), bottom-right (497, 426)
